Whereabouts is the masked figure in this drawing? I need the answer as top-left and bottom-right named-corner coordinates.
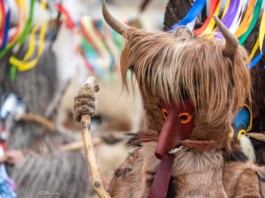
top-left (74, 1), bottom-right (265, 197)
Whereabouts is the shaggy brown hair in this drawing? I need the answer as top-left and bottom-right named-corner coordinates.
top-left (120, 28), bottom-right (251, 149)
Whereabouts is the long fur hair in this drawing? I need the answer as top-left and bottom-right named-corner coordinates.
top-left (120, 28), bottom-right (250, 149)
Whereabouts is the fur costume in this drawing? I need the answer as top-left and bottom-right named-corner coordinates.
top-left (0, 43), bottom-right (93, 197)
top-left (107, 2), bottom-right (265, 197)
top-left (163, 0), bottom-right (265, 166)
top-left (74, 1), bottom-right (265, 197)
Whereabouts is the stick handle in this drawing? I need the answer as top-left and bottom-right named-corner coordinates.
top-left (81, 114), bottom-right (111, 198)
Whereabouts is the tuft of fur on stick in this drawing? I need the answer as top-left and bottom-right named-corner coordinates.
top-left (73, 76), bottom-right (110, 198)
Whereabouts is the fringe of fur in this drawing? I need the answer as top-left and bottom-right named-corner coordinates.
top-left (121, 28), bottom-right (250, 149)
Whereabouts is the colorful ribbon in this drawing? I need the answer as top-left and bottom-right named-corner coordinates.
top-left (234, 0), bottom-right (255, 38)
top-left (9, 21), bottom-right (48, 72)
top-left (203, 0), bottom-right (221, 34)
top-left (259, 9), bottom-right (265, 51)
top-left (239, 0), bottom-right (263, 45)
top-left (55, 3), bottom-right (75, 29)
top-left (0, 0), bottom-right (34, 59)
top-left (171, 0), bottom-right (206, 30)
top-left (193, 0), bottom-right (219, 35)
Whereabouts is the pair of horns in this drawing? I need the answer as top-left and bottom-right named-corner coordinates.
top-left (102, 1), bottom-right (238, 57)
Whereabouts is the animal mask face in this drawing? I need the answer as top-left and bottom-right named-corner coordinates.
top-left (156, 100), bottom-right (194, 159)
top-left (102, 2), bottom-right (251, 149)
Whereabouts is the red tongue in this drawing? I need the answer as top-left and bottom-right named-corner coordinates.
top-left (148, 154), bottom-right (175, 198)
top-left (155, 109), bottom-right (183, 160)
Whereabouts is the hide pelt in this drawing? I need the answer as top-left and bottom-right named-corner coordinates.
top-left (96, 2), bottom-right (264, 197)
top-left (109, 132), bottom-right (265, 197)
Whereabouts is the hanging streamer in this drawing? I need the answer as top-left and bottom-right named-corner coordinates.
top-left (229, 0), bottom-right (246, 34)
top-left (203, 0), bottom-right (221, 34)
top-left (249, 50), bottom-right (264, 68)
top-left (9, 22), bottom-right (48, 72)
top-left (193, 0), bottom-right (219, 35)
top-left (246, 38), bottom-right (259, 64)
top-left (21, 24), bottom-right (39, 61)
top-left (215, 0), bottom-right (240, 38)
top-left (206, 0), bottom-right (231, 38)
top-left (0, 9), bottom-right (11, 50)
top-left (239, 0), bottom-right (263, 45)
top-left (0, 0), bottom-right (35, 59)
top-left (55, 3), bottom-right (75, 29)
top-left (0, 0), bottom-right (7, 46)
top-left (234, 0), bottom-right (255, 38)
top-left (171, 0), bottom-right (206, 30)
top-left (259, 10), bottom-right (265, 51)
top-left (80, 16), bottom-right (109, 59)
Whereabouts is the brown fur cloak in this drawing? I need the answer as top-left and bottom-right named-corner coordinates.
top-left (73, 2), bottom-right (265, 197)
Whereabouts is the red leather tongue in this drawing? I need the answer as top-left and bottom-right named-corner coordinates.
top-left (148, 154), bottom-right (175, 198)
top-left (155, 109), bottom-right (183, 160)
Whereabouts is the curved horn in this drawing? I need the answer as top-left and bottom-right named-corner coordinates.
top-left (213, 15), bottom-right (238, 57)
top-left (102, 0), bottom-right (129, 35)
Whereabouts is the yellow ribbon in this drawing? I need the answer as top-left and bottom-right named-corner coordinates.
top-left (207, 0), bottom-right (231, 38)
top-left (246, 38), bottom-right (259, 64)
top-left (221, 0), bottom-right (231, 19)
top-left (23, 24), bottom-right (39, 61)
top-left (9, 22), bottom-right (48, 72)
top-left (203, 0), bottom-right (221, 34)
top-left (234, 0), bottom-right (255, 38)
top-left (259, 10), bottom-right (265, 51)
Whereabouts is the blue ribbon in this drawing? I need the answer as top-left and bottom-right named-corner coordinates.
top-left (0, 9), bottom-right (11, 50)
top-left (249, 50), bottom-right (264, 68)
top-left (171, 0), bottom-right (206, 30)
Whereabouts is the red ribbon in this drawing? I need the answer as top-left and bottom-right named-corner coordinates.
top-left (0, 0), bottom-right (6, 47)
top-left (193, 0), bottom-right (219, 35)
top-left (55, 3), bottom-right (75, 29)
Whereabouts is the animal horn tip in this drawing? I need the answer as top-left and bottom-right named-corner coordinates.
top-left (213, 15), bottom-right (238, 57)
top-left (213, 15), bottom-right (220, 23)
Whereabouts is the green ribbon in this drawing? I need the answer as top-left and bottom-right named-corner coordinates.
top-left (0, 0), bottom-right (35, 59)
top-left (10, 65), bottom-right (17, 81)
top-left (239, 0), bottom-right (263, 45)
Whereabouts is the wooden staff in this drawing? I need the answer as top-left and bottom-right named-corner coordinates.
top-left (79, 77), bottom-right (111, 198)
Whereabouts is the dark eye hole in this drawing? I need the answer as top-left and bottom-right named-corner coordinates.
top-left (179, 113), bottom-right (192, 124)
top-left (162, 109), bottom-right (168, 119)
top-left (179, 115), bottom-right (188, 121)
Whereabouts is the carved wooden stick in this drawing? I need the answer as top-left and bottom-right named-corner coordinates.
top-left (79, 77), bottom-right (110, 198)
top-left (81, 115), bottom-right (110, 198)
top-left (60, 138), bottom-right (103, 152)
